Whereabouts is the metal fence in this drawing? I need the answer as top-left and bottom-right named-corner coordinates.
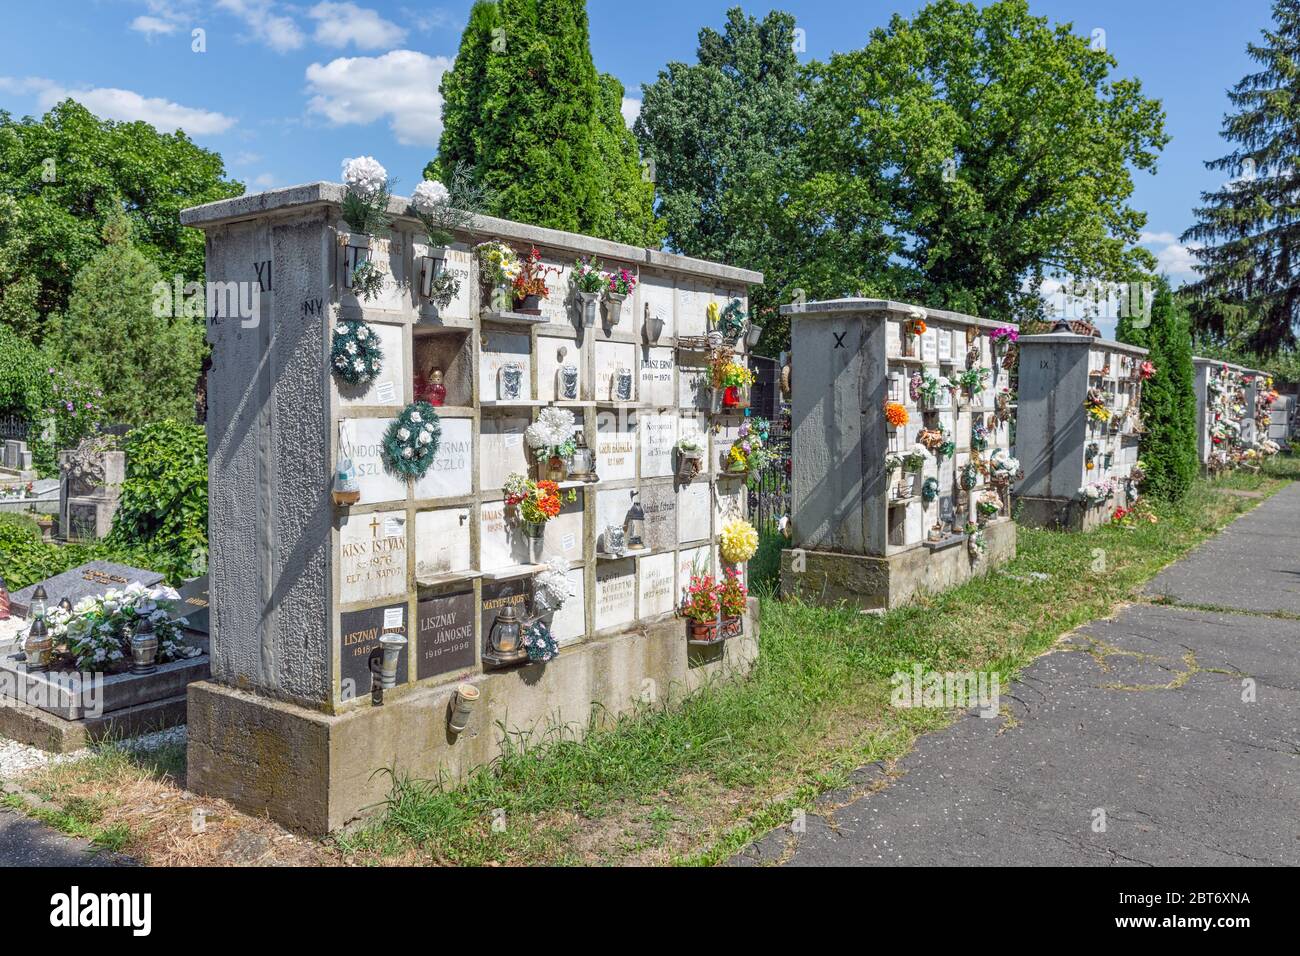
top-left (748, 414), bottom-right (791, 537)
top-left (0, 414), bottom-right (29, 441)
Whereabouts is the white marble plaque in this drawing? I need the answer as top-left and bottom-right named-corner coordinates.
top-left (596, 487), bottom-right (637, 551)
top-left (412, 243), bottom-right (472, 321)
top-left (937, 327), bottom-right (952, 362)
top-left (639, 410), bottom-right (677, 478)
top-left (339, 509), bottom-right (408, 605)
top-left (479, 499), bottom-right (533, 570)
top-left (676, 281), bottom-right (707, 337)
top-left (335, 321), bottom-right (405, 409)
top-left (343, 234), bottom-right (406, 312)
top-left (638, 552), bottom-right (677, 619)
top-left (341, 416), bottom-right (407, 505)
top-left (639, 346), bottom-right (675, 407)
top-left (678, 482), bottom-right (711, 543)
top-left (480, 329), bottom-right (532, 401)
top-left (538, 258), bottom-right (574, 327)
top-left (542, 487), bottom-right (583, 558)
top-left (921, 328), bottom-right (938, 364)
top-left (479, 415), bottom-right (531, 491)
top-left (678, 362), bottom-right (711, 410)
top-left (595, 341), bottom-right (637, 402)
top-left (595, 411), bottom-right (637, 482)
top-left (677, 544), bottom-right (714, 598)
top-left (537, 336), bottom-right (579, 402)
top-left (595, 559), bottom-right (636, 631)
top-left (641, 274), bottom-right (675, 342)
top-left (413, 416), bottom-right (473, 499)
top-left (415, 507), bottom-right (472, 578)
top-left (547, 571), bottom-right (586, 646)
top-left (714, 478), bottom-right (745, 524)
top-left (678, 413), bottom-right (709, 475)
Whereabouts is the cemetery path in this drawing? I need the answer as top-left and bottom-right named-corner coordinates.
top-left (734, 481), bottom-right (1300, 867)
top-left (0, 808), bottom-right (130, 867)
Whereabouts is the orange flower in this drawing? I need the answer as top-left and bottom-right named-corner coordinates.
top-left (885, 401), bottom-right (909, 428)
top-left (908, 318), bottom-right (927, 336)
top-left (537, 494), bottom-right (561, 518)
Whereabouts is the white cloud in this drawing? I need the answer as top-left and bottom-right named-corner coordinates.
top-left (305, 50), bottom-right (452, 147)
top-left (621, 97), bottom-right (641, 128)
top-left (309, 2), bottom-right (406, 50)
top-left (130, 15), bottom-right (178, 36)
top-left (216, 0), bottom-right (305, 53)
top-left (1140, 231), bottom-right (1201, 280)
top-left (251, 172), bottom-right (278, 189)
top-left (0, 76), bottom-right (236, 135)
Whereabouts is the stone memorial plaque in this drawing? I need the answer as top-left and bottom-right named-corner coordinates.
top-left (595, 559), bottom-right (636, 631)
top-left (415, 507), bottom-right (472, 579)
top-left (169, 575), bottom-right (210, 633)
top-left (537, 336), bottom-right (579, 402)
top-left (638, 552), bottom-right (676, 619)
top-left (479, 415), bottom-right (531, 491)
top-left (886, 320), bottom-right (902, 358)
top-left (678, 361), bottom-right (710, 411)
top-left (677, 545), bottom-right (714, 597)
top-left (937, 328), bottom-right (952, 362)
top-left (641, 275), bottom-right (675, 341)
top-left (677, 413), bottom-right (709, 474)
top-left (714, 479), bottom-right (745, 525)
top-left (539, 260), bottom-right (574, 327)
top-left (413, 417), bottom-right (473, 499)
top-left (340, 603), bottom-right (408, 700)
top-left (676, 281), bottom-right (707, 337)
top-left (479, 499), bottom-right (531, 571)
top-left (546, 570), bottom-right (586, 646)
top-left (542, 487), bottom-right (583, 558)
top-left (341, 416), bottom-right (408, 505)
top-left (714, 419), bottom-right (743, 473)
top-left (480, 329), bottom-right (532, 402)
top-left (336, 321), bottom-right (405, 409)
top-left (10, 561), bottom-right (165, 618)
top-left (639, 482), bottom-right (677, 551)
top-left (339, 510), bottom-right (408, 605)
top-left (921, 328), bottom-right (938, 364)
top-left (595, 412), bottom-right (637, 482)
top-left (678, 482), bottom-right (711, 543)
top-left (639, 346), bottom-right (675, 407)
top-left (345, 234), bottom-right (406, 312)
top-left (596, 488), bottom-right (637, 552)
top-left (481, 577), bottom-right (530, 654)
top-left (413, 244), bottom-right (472, 321)
top-left (595, 342), bottom-right (637, 402)
top-left (66, 502), bottom-right (99, 542)
top-left (639, 410), bottom-right (676, 478)
top-left (416, 589), bottom-right (476, 680)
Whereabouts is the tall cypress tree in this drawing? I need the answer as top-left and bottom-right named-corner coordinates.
top-left (433, 0), bottom-right (658, 244)
top-left (1117, 277), bottom-right (1199, 500)
top-left (1183, 0), bottom-right (1300, 354)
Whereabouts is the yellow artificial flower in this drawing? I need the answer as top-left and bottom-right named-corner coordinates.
top-left (719, 517), bottom-right (759, 564)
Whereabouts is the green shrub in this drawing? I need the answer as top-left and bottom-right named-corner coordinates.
top-left (1118, 277), bottom-right (1199, 500)
top-left (108, 420), bottom-right (207, 578)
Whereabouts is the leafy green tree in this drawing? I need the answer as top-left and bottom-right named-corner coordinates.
top-left (794, 0), bottom-right (1167, 324)
top-left (0, 99), bottom-right (242, 336)
top-left (589, 74), bottom-right (663, 247)
top-left (636, 8), bottom-right (803, 350)
top-left (1182, 0), bottom-right (1300, 354)
top-left (50, 217), bottom-right (206, 426)
top-left (433, 0), bottom-right (658, 245)
top-left (1118, 276), bottom-right (1199, 501)
top-left (0, 195), bottom-right (40, 340)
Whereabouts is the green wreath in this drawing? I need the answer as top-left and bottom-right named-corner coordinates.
top-left (383, 402), bottom-right (442, 479)
top-left (960, 463), bottom-right (979, 491)
top-left (922, 477), bottom-right (939, 503)
top-left (332, 319), bottom-right (384, 386)
top-left (717, 299), bottom-right (747, 341)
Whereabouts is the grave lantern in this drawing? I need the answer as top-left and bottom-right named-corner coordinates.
top-left (29, 584), bottom-right (48, 621)
top-left (377, 632), bottom-right (407, 689)
top-left (130, 616), bottom-right (158, 675)
top-left (623, 492), bottom-right (646, 551)
top-left (484, 603), bottom-right (526, 667)
top-left (448, 682), bottom-right (479, 734)
top-left (567, 432), bottom-right (596, 482)
top-left (24, 616), bottom-right (52, 671)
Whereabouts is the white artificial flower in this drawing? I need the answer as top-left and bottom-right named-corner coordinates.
top-left (353, 359), bottom-right (365, 372)
top-left (410, 411), bottom-right (423, 423)
top-left (412, 179), bottom-right (450, 214)
top-left (397, 427), bottom-right (411, 441)
top-left (346, 341), bottom-right (358, 354)
top-left (401, 447), bottom-right (413, 459)
top-left (417, 432), bottom-right (431, 445)
top-left (335, 323), bottom-right (348, 335)
top-left (335, 356), bottom-right (347, 368)
top-left (356, 326), bottom-right (368, 340)
top-left (342, 156), bottom-right (388, 198)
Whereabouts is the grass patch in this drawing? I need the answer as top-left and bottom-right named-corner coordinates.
top-left (335, 461), bottom-right (1294, 866)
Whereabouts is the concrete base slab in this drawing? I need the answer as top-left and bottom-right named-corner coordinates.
top-left (187, 599), bottom-right (760, 835)
top-left (1013, 494), bottom-right (1117, 532)
top-left (0, 694), bottom-right (188, 753)
top-left (778, 519), bottom-right (1016, 610)
top-left (0, 654), bottom-right (210, 719)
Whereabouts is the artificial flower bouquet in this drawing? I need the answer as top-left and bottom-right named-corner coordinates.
top-left (976, 489), bottom-right (1002, 520)
top-left (476, 240), bottom-right (521, 289)
top-left (885, 401), bottom-right (910, 428)
top-left (902, 442), bottom-right (931, 473)
top-left (711, 350), bottom-right (755, 408)
top-left (605, 266), bottom-right (637, 300)
top-left (504, 473), bottom-right (566, 533)
top-left (988, 449), bottom-right (1021, 486)
top-left (512, 246), bottom-right (560, 312)
top-left (43, 582), bottom-right (200, 673)
top-left (681, 572), bottom-right (724, 642)
top-left (525, 407), bottom-right (578, 477)
top-left (340, 155), bottom-right (392, 235)
top-left (719, 516), bottom-right (759, 564)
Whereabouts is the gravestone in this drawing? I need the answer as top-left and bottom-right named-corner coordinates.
top-left (167, 575), bottom-right (211, 633)
top-left (58, 445), bottom-right (125, 541)
top-left (10, 561), bottom-right (164, 618)
top-left (2, 440), bottom-right (33, 472)
top-left (416, 590), bottom-right (476, 681)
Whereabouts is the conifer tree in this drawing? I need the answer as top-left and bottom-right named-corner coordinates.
top-left (1183, 0), bottom-right (1300, 353)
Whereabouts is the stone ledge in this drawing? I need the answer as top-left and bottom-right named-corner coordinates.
top-left (0, 653), bottom-right (210, 719)
top-left (1014, 494), bottom-right (1117, 533)
top-left (0, 694), bottom-right (187, 753)
top-left (778, 297), bottom-right (1009, 331)
top-left (188, 599), bottom-right (760, 835)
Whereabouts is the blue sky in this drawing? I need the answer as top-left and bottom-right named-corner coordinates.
top-left (0, 0), bottom-right (1275, 298)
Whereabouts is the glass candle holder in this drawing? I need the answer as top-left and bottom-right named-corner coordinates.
top-left (560, 364), bottom-right (579, 400)
top-left (500, 362), bottom-right (523, 400)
